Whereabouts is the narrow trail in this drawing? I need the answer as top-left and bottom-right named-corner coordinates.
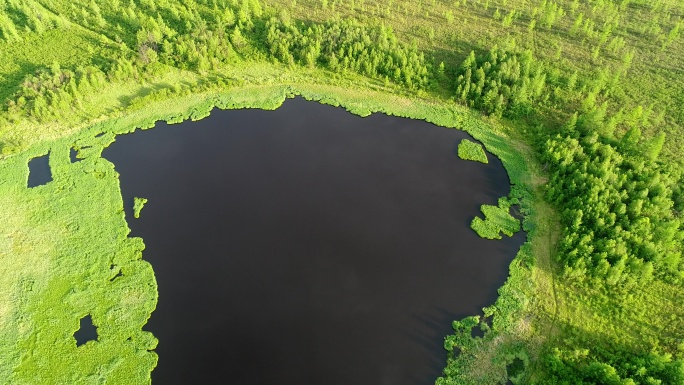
top-left (526, 201), bottom-right (562, 382)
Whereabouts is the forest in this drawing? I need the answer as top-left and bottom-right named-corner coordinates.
top-left (1, 0), bottom-right (684, 383)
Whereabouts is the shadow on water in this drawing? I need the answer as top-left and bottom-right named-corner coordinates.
top-left (403, 307), bottom-right (467, 385)
top-left (102, 97), bottom-right (525, 385)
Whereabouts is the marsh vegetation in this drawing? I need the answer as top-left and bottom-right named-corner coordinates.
top-left (1, 0), bottom-right (684, 383)
top-left (103, 97), bottom-right (523, 384)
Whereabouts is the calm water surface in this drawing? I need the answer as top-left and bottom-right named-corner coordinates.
top-left (102, 97), bottom-right (524, 385)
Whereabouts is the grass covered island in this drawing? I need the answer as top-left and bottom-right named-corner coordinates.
top-left (458, 139), bottom-right (489, 164)
top-left (1, 0), bottom-right (684, 384)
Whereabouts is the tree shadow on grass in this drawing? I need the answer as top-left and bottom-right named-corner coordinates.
top-left (0, 59), bottom-right (41, 103)
top-left (117, 82), bottom-right (177, 107)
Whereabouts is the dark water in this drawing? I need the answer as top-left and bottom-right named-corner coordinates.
top-left (103, 97), bottom-right (524, 385)
top-left (74, 315), bottom-right (98, 346)
top-left (27, 153), bottom-right (52, 187)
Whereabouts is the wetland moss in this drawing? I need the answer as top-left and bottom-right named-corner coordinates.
top-left (133, 197), bottom-right (148, 219)
top-left (470, 197), bottom-right (520, 240)
top-left (0, 135), bottom-right (158, 384)
top-left (458, 139), bottom-right (489, 164)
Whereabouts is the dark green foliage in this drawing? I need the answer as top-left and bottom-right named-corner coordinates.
top-left (506, 357), bottom-right (525, 381)
top-left (543, 131), bottom-right (684, 285)
top-left (454, 45), bottom-right (545, 118)
top-left (156, 19), bottom-right (240, 71)
top-left (542, 347), bottom-right (684, 385)
top-left (265, 17), bottom-right (430, 89)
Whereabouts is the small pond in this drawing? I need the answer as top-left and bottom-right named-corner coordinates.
top-left (102, 97), bottom-right (524, 385)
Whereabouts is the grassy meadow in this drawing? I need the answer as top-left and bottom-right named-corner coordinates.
top-left (1, 0), bottom-right (684, 383)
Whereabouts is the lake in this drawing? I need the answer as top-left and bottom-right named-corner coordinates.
top-left (102, 97), bottom-right (524, 385)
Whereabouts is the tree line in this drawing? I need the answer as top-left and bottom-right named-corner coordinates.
top-left (542, 347), bottom-right (684, 384)
top-left (5, 1), bottom-right (681, 293)
top-left (5, 63), bottom-right (108, 122)
top-left (454, 45), bottom-right (546, 118)
top-left (265, 16), bottom-right (430, 89)
top-left (543, 128), bottom-right (683, 287)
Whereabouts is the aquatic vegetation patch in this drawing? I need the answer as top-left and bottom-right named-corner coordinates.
top-left (133, 197), bottom-right (148, 219)
top-left (471, 197), bottom-right (520, 240)
top-left (458, 139), bottom-right (489, 164)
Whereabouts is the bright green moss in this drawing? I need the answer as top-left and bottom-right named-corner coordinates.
top-left (0, 135), bottom-right (157, 384)
top-left (133, 197), bottom-right (148, 219)
top-left (458, 139), bottom-right (489, 164)
top-left (470, 197), bottom-right (520, 240)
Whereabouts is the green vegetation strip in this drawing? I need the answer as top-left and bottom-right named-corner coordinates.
top-left (133, 197), bottom-right (148, 219)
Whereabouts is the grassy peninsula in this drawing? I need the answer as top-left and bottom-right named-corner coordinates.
top-left (1, 0), bottom-right (684, 384)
